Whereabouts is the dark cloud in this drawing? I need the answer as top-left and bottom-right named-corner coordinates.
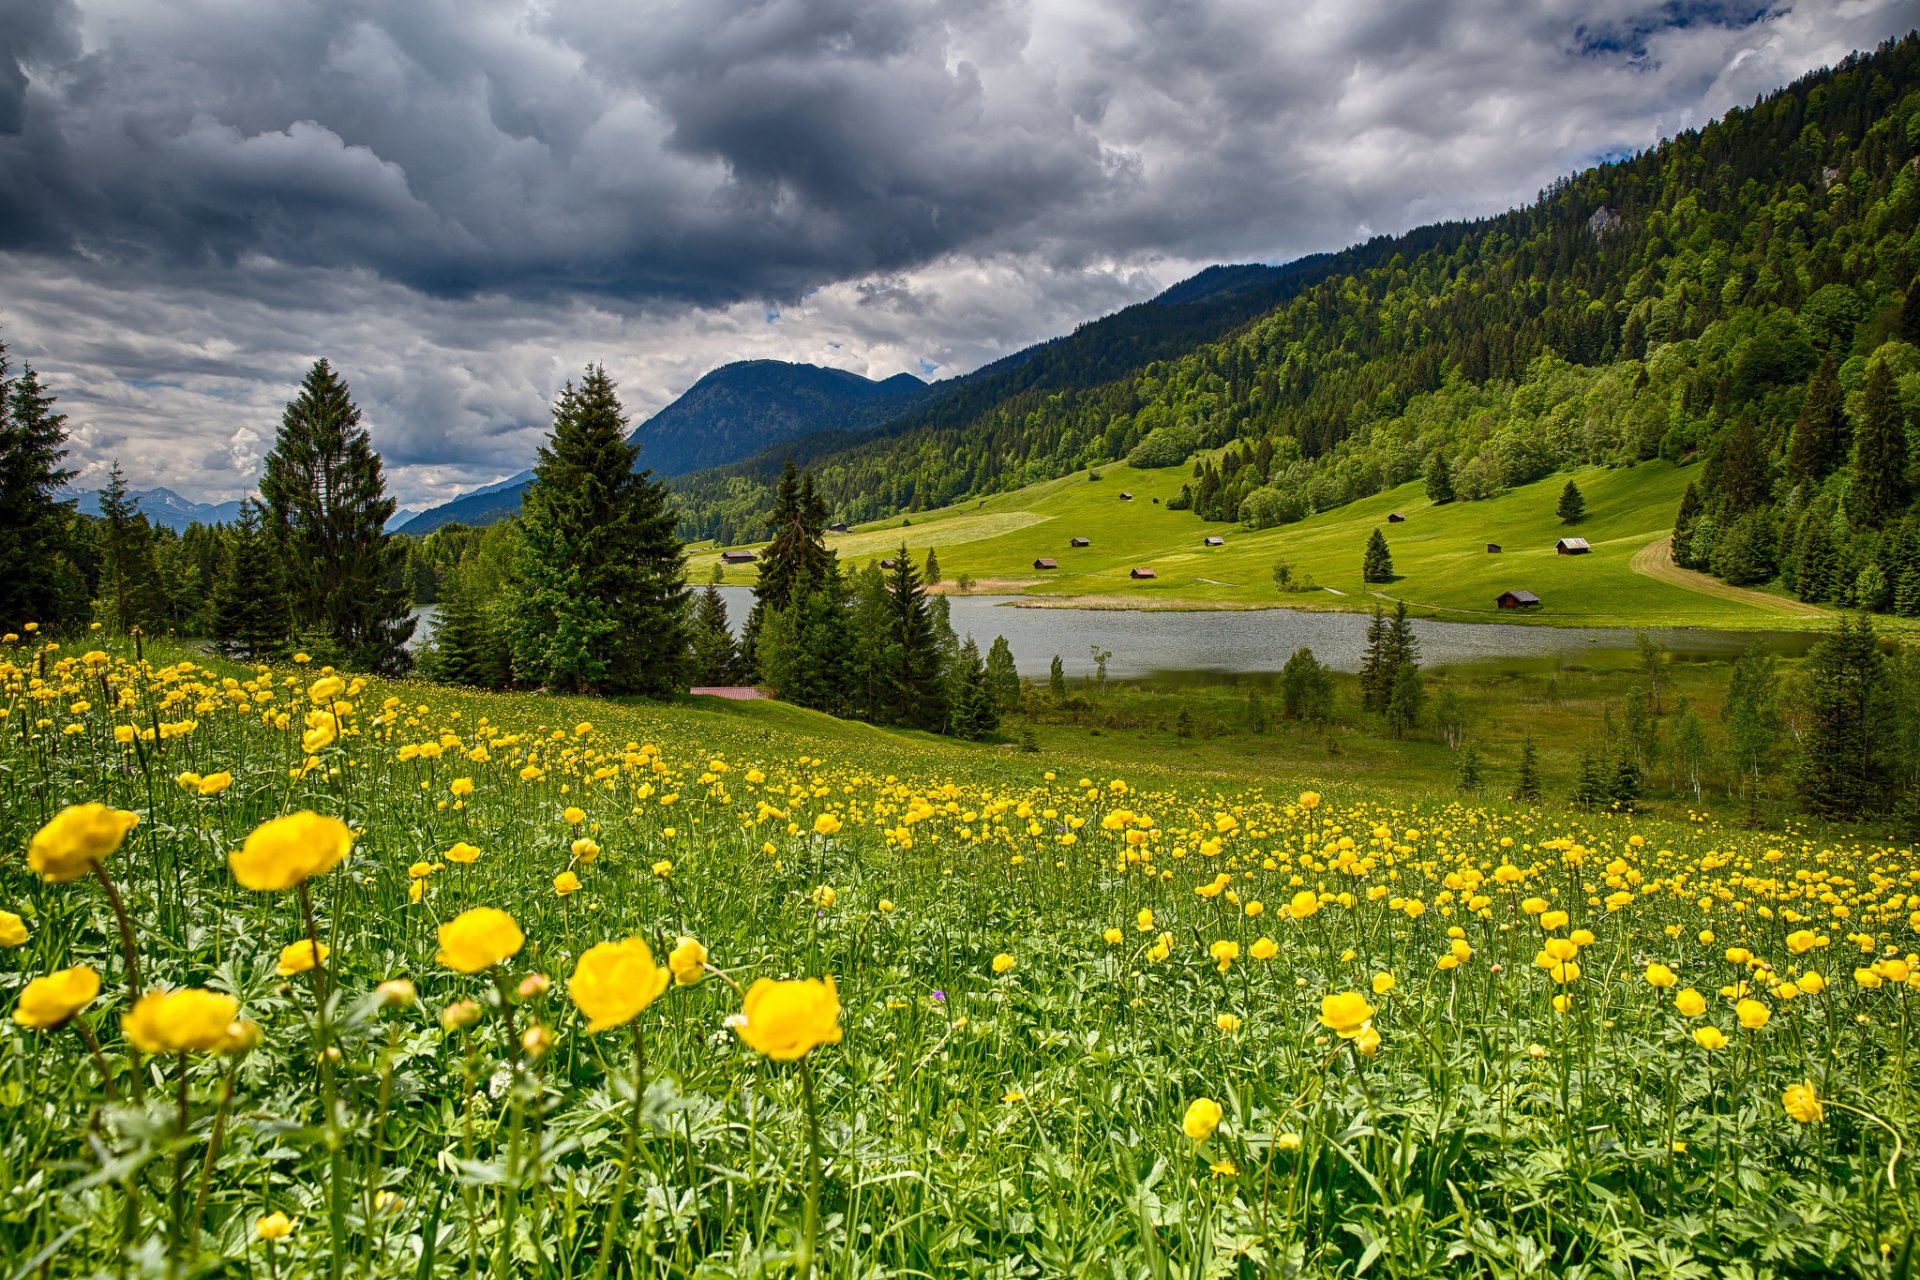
top-left (0, 0), bottom-right (1913, 504)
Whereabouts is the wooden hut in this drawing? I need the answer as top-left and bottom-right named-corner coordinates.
top-left (1204, 536), bottom-right (1225, 547)
top-left (1555, 537), bottom-right (1591, 555)
top-left (1496, 590), bottom-right (1542, 609)
top-left (719, 549), bottom-right (757, 564)
top-left (1486, 543), bottom-right (1502, 554)
top-left (1387, 512), bottom-right (1406, 523)
top-left (1129, 567), bottom-right (1157, 580)
top-left (1033, 558), bottom-right (1058, 571)
top-left (1119, 491), bottom-right (1135, 501)
top-left (879, 558), bottom-right (898, 569)
top-left (827, 522), bottom-right (850, 533)
top-left (1070, 537), bottom-right (1091, 547)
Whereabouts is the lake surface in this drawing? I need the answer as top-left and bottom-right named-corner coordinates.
top-left (412, 590), bottom-right (1816, 679)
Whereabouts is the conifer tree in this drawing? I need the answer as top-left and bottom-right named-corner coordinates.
top-left (1557, 479), bottom-right (1586, 525)
top-left (211, 499), bottom-right (293, 661)
top-left (1901, 281), bottom-right (1920, 344)
top-left (882, 544), bottom-right (946, 730)
top-left (924, 548), bottom-right (941, 584)
top-left (946, 635), bottom-right (997, 740)
top-left (1608, 745), bottom-right (1642, 813)
top-left (1423, 452), bottom-right (1455, 504)
top-left (1385, 662), bottom-right (1424, 738)
top-left (0, 347), bottom-right (85, 630)
top-left (509, 365), bottom-right (689, 696)
top-left (690, 581), bottom-right (743, 686)
top-left (1456, 742), bottom-right (1482, 792)
top-left (1786, 354), bottom-right (1848, 484)
top-left (1706, 413), bottom-right (1771, 514)
top-left (260, 360), bottom-right (416, 672)
top-left (419, 567), bottom-right (508, 688)
top-left (1362, 528), bottom-right (1393, 583)
top-left (1048, 654), bottom-right (1067, 700)
top-left (1851, 358), bottom-right (1910, 528)
top-left (95, 462), bottom-right (163, 634)
top-left (746, 459), bottom-right (834, 665)
top-left (1794, 614), bottom-right (1889, 817)
top-left (984, 636), bottom-right (1020, 711)
top-left (1514, 736), bottom-right (1543, 802)
top-left (1672, 481), bottom-right (1702, 566)
top-left (1357, 607), bottom-right (1391, 711)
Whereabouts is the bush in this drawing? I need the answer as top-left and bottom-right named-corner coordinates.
top-left (1126, 424), bottom-right (1199, 469)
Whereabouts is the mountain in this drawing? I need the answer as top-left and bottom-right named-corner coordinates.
top-left (668, 33), bottom-right (1920, 578)
top-left (397, 360), bottom-right (931, 534)
top-left (72, 487), bottom-right (243, 532)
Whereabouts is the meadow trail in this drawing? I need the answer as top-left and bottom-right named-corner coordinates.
top-left (1628, 537), bottom-right (1829, 619)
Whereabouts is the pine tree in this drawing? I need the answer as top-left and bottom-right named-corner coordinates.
top-left (95, 462), bottom-right (163, 634)
top-left (1281, 646), bottom-right (1332, 722)
top-left (984, 635), bottom-right (1020, 711)
top-left (1357, 607), bottom-right (1391, 712)
top-left (1706, 413), bottom-right (1771, 514)
top-left (746, 459), bottom-right (835, 664)
top-left (509, 365), bottom-right (690, 696)
top-left (1900, 280), bottom-right (1920, 344)
top-left (211, 499), bottom-right (293, 661)
top-left (1048, 654), bottom-right (1067, 700)
top-left (1794, 614), bottom-right (1889, 817)
top-left (690, 582), bottom-right (743, 686)
top-left (1786, 354), bottom-right (1848, 484)
top-left (1456, 742), bottom-right (1482, 792)
top-left (765, 571), bottom-right (853, 714)
top-left (1571, 748), bottom-right (1608, 808)
top-left (1852, 358), bottom-right (1910, 529)
top-left (260, 360), bottom-right (416, 672)
top-left (1557, 479), bottom-right (1586, 525)
top-left (946, 635), bottom-right (997, 740)
top-left (1362, 528), bottom-right (1393, 583)
top-left (1514, 736), bottom-right (1543, 802)
top-left (0, 349), bottom-right (84, 630)
top-left (420, 567), bottom-right (508, 688)
top-left (1423, 452), bottom-right (1455, 504)
top-left (882, 544), bottom-right (946, 730)
top-left (924, 548), bottom-right (942, 584)
top-left (1385, 662), bottom-right (1424, 738)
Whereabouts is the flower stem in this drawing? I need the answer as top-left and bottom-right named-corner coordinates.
top-left (798, 1056), bottom-right (824, 1279)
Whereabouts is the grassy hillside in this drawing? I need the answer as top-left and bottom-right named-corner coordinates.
top-left (698, 459), bottom-right (1864, 630)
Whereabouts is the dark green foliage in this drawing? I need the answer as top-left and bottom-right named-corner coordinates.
top-left (418, 566), bottom-right (511, 689)
top-left (1786, 354), bottom-right (1848, 484)
top-left (1359, 602), bottom-right (1421, 731)
top-left (1704, 414), bottom-right (1771, 515)
top-left (924, 548), bottom-right (941, 584)
top-left (1556, 480), bottom-right (1585, 525)
top-left (880, 545), bottom-right (947, 731)
top-left (1456, 742), bottom-right (1482, 792)
top-left (1671, 483), bottom-right (1703, 569)
top-left (1048, 654), bottom-right (1067, 699)
top-left (1362, 528), bottom-right (1393, 583)
top-left (746, 459), bottom-right (835, 666)
top-left (1794, 614), bottom-right (1891, 817)
top-left (0, 345), bottom-right (85, 631)
top-left (1851, 359), bottom-right (1909, 528)
top-left (1385, 662), bottom-right (1425, 739)
top-left (946, 635), bottom-right (999, 740)
top-left (509, 365), bottom-right (689, 697)
top-left (690, 583), bottom-right (744, 687)
top-left (984, 636), bottom-right (1020, 712)
top-left (1423, 453), bottom-right (1455, 504)
top-left (1514, 736), bottom-right (1543, 803)
top-left (1571, 747), bottom-right (1609, 809)
top-left (261, 360), bottom-right (416, 672)
top-left (1723, 642), bottom-right (1782, 794)
top-left (1608, 746), bottom-right (1643, 813)
top-left (757, 570), bottom-right (854, 714)
top-left (211, 500), bottom-right (292, 662)
top-left (94, 462), bottom-right (165, 634)
top-left (1279, 647), bottom-right (1333, 723)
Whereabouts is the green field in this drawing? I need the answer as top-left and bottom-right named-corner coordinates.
top-left (696, 461), bottom-right (1849, 630)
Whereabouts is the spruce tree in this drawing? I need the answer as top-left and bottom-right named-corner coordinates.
top-left (1385, 662), bottom-right (1424, 738)
top-left (211, 499), bottom-right (293, 661)
top-left (882, 544), bottom-right (946, 731)
top-left (419, 567), bottom-right (507, 688)
top-left (1707, 413), bottom-right (1771, 514)
top-left (1608, 745), bottom-right (1643, 813)
top-left (690, 582), bottom-right (743, 686)
top-left (1557, 479), bottom-right (1586, 525)
top-left (1794, 614), bottom-right (1889, 817)
top-left (984, 635), bottom-right (1020, 712)
top-left (1900, 280), bottom-right (1920, 344)
top-left (1851, 358), bottom-right (1910, 529)
top-left (746, 459), bottom-right (834, 665)
top-left (1456, 742), bottom-right (1482, 792)
top-left (95, 462), bottom-right (163, 634)
top-left (509, 365), bottom-right (690, 697)
top-left (924, 548), bottom-right (942, 585)
top-left (1423, 452), bottom-right (1455, 504)
top-left (1514, 736), bottom-right (1543, 802)
top-left (1362, 529), bottom-right (1393, 583)
top-left (260, 360), bottom-right (416, 672)
top-left (0, 349), bottom-right (84, 630)
top-left (1786, 354), bottom-right (1848, 484)
top-left (1672, 481), bottom-right (1703, 568)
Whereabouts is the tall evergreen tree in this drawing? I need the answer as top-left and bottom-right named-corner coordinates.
top-left (1423, 452), bottom-right (1455, 504)
top-left (881, 544), bottom-right (946, 730)
top-left (1786, 354), bottom-right (1849, 484)
top-left (1357, 607), bottom-right (1391, 711)
top-left (690, 582), bottom-right (744, 686)
top-left (1362, 528), bottom-right (1393, 583)
top-left (260, 360), bottom-right (416, 672)
top-left (211, 499), bottom-right (293, 661)
top-left (1514, 736), bottom-right (1543, 802)
top-left (924, 548), bottom-right (942, 584)
top-left (509, 365), bottom-right (690, 697)
top-left (95, 462), bottom-right (163, 634)
top-left (984, 636), bottom-right (1020, 712)
top-left (418, 567), bottom-right (509, 688)
top-left (1851, 358), bottom-right (1910, 529)
top-left (1672, 481), bottom-right (1704, 568)
top-left (1556, 479), bottom-right (1586, 524)
top-left (746, 458), bottom-right (834, 665)
top-left (1706, 412), bottom-right (1771, 514)
top-left (1794, 614), bottom-right (1889, 818)
top-left (1048, 654), bottom-right (1067, 700)
top-left (0, 346), bottom-right (84, 630)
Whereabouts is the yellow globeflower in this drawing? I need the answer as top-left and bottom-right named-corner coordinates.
top-left (28, 804), bottom-right (139, 883)
top-left (733, 976), bottom-right (843, 1060)
top-left (553, 871), bottom-right (582, 897)
top-left (569, 938), bottom-right (670, 1033)
top-left (1674, 988), bottom-right (1708, 1017)
top-left (669, 936), bottom-right (708, 985)
top-left (1286, 890), bottom-right (1320, 920)
top-left (562, 806), bottom-right (587, 825)
top-left (1250, 936), bottom-right (1278, 961)
top-left (1182, 1096), bottom-right (1224, 1141)
top-left (0, 910), bottom-right (26, 948)
top-left (1209, 940), bottom-right (1239, 972)
top-left (307, 675), bottom-right (346, 704)
top-left (1319, 991), bottom-right (1375, 1039)
top-left (1782, 1081), bottom-right (1823, 1124)
top-left (1102, 927), bottom-right (1124, 945)
top-left (445, 842), bottom-right (481, 864)
top-left (435, 908), bottom-right (525, 974)
top-left (1216, 1013), bottom-right (1242, 1034)
top-left (1735, 998), bottom-right (1771, 1030)
top-left (1296, 791), bottom-right (1320, 810)
top-left (992, 953), bottom-right (1015, 975)
top-left (1136, 908), bottom-right (1154, 932)
top-left (122, 988), bottom-right (241, 1054)
top-left (1645, 963), bottom-right (1677, 988)
top-left (1371, 973), bottom-right (1395, 996)
top-left (1693, 1026), bottom-right (1727, 1051)
top-left (256, 1212), bottom-right (294, 1242)
top-left (813, 813), bottom-right (843, 836)
top-left (449, 778), bottom-right (474, 797)
top-left (197, 771), bottom-right (234, 797)
top-left (275, 939), bottom-right (329, 977)
top-left (12, 965), bottom-right (101, 1029)
top-left (229, 812), bottom-right (353, 893)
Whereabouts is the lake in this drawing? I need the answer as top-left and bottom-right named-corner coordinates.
top-left (414, 591), bottom-right (1814, 678)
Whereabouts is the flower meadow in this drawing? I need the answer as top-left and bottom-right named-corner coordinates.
top-left (2, 641), bottom-right (1918, 1278)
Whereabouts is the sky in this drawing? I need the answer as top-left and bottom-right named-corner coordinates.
top-left (1, 0), bottom-right (1915, 509)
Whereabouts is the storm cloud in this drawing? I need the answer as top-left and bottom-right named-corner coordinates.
top-left (0, 0), bottom-right (1912, 505)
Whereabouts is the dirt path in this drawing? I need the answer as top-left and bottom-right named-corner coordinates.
top-left (1628, 537), bottom-right (1829, 618)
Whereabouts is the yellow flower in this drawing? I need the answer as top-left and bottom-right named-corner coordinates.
top-left (307, 675), bottom-right (346, 704)
top-left (1355, 1024), bottom-right (1382, 1057)
top-left (301, 723), bottom-right (336, 754)
top-left (28, 804), bottom-right (139, 883)
top-left (1735, 998), bottom-right (1770, 1030)
top-left (562, 806), bottom-right (587, 825)
top-left (1136, 908), bottom-right (1154, 932)
top-left (1250, 936), bottom-right (1278, 961)
top-left (1539, 910), bottom-right (1569, 931)
top-left (553, 870), bottom-right (582, 896)
top-left (1674, 988), bottom-right (1707, 1017)
top-left (445, 842), bottom-right (481, 864)
top-left (879, 900), bottom-right (895, 914)
top-left (813, 813), bottom-right (843, 836)
top-left (1286, 889), bottom-right (1320, 920)
top-left (1692, 1025), bottom-right (1727, 1051)
top-left (0, 910), bottom-right (26, 948)
top-left (1319, 991), bottom-right (1375, 1039)
top-left (450, 778), bottom-right (474, 797)
top-left (733, 976), bottom-right (843, 1059)
top-left (12, 965), bottom-right (100, 1029)
top-left (1800, 970), bottom-right (1827, 995)
top-left (229, 812), bottom-right (353, 893)
top-left (669, 936), bottom-right (708, 985)
top-left (1209, 940), bottom-right (1239, 971)
top-left (569, 938), bottom-right (670, 1033)
top-left (197, 771), bottom-right (233, 797)
top-left (435, 908), bottom-right (525, 974)
top-left (1645, 963), bottom-right (1677, 988)
top-left (256, 1212), bottom-right (294, 1242)
top-left (1182, 1096), bottom-right (1223, 1141)
top-left (1782, 1081), bottom-right (1823, 1124)
top-left (992, 953), bottom-right (1015, 975)
top-left (275, 939), bottom-right (328, 977)
top-left (812, 885), bottom-right (837, 909)
top-left (1297, 791), bottom-right (1320, 810)
top-left (1371, 973), bottom-right (1395, 996)
top-left (1102, 927), bottom-right (1123, 945)
top-left (375, 979), bottom-right (417, 1007)
top-left (122, 988), bottom-right (241, 1054)
top-left (1216, 1012), bottom-right (1241, 1034)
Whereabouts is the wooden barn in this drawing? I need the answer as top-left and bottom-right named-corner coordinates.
top-left (879, 558), bottom-right (898, 569)
top-left (1204, 536), bottom-right (1225, 547)
top-left (1129, 567), bottom-right (1157, 580)
top-left (827, 522), bottom-right (850, 533)
top-left (1119, 492), bottom-right (1135, 501)
top-left (719, 549), bottom-right (757, 565)
top-left (1486, 543), bottom-right (1502, 553)
top-left (1556, 537), bottom-right (1591, 555)
top-left (1070, 537), bottom-right (1091, 547)
top-left (1033, 557), bottom-right (1058, 571)
top-left (1387, 512), bottom-right (1406, 523)
top-left (1496, 590), bottom-right (1542, 609)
